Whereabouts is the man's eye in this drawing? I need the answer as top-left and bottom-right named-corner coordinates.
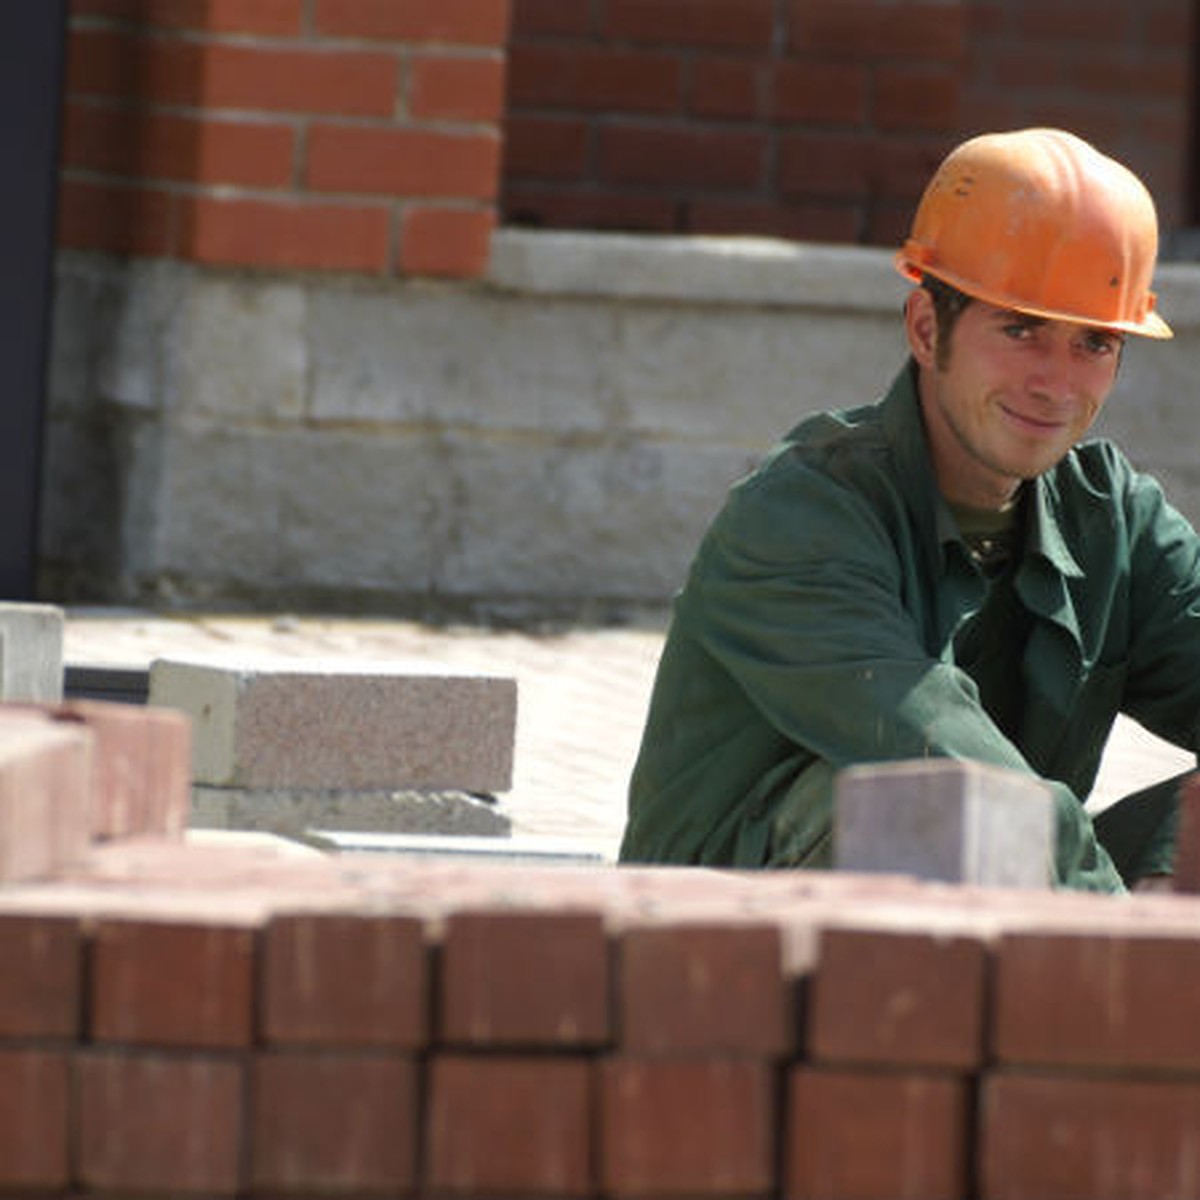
top-left (1082, 332), bottom-right (1122, 356)
top-left (1002, 322), bottom-right (1034, 339)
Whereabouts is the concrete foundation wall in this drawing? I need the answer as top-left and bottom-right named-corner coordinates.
top-left (40, 230), bottom-right (1200, 619)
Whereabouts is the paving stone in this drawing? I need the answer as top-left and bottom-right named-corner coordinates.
top-left (190, 786), bottom-right (511, 837)
top-left (148, 658), bottom-right (516, 792)
top-left (0, 603), bottom-right (64, 702)
top-left (834, 759), bottom-right (1055, 888)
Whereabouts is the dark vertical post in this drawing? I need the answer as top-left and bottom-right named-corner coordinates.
top-left (0, 2), bottom-right (68, 598)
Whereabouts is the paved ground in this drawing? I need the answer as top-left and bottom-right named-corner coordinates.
top-left (64, 608), bottom-right (1195, 862)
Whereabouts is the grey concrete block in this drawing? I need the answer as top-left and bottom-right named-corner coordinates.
top-left (148, 658), bottom-right (517, 793)
top-left (165, 274), bottom-right (307, 421)
top-left (0, 603), bottom-right (65, 702)
top-left (834, 759), bottom-right (1055, 888)
top-left (190, 786), bottom-right (511, 838)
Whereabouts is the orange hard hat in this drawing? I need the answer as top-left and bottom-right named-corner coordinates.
top-left (895, 128), bottom-right (1171, 339)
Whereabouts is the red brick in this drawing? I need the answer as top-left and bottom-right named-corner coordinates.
top-left (619, 923), bottom-right (790, 1055)
top-left (440, 910), bottom-right (609, 1046)
top-left (75, 1049), bottom-right (243, 1194)
top-left (981, 1071), bottom-right (1200, 1200)
top-left (398, 204), bottom-right (495, 277)
top-left (55, 178), bottom-right (178, 257)
top-left (600, 1056), bottom-right (775, 1196)
top-left (251, 1051), bottom-right (418, 1192)
top-left (0, 720), bottom-right (91, 883)
top-left (598, 124), bottom-right (768, 189)
top-left (873, 64), bottom-right (961, 131)
top-left (508, 44), bottom-right (684, 113)
top-left (503, 114), bottom-right (591, 179)
top-left (314, 0), bottom-right (512, 45)
top-left (0, 1050), bottom-right (69, 1189)
top-left (0, 915), bottom-right (81, 1039)
top-left (261, 912), bottom-right (427, 1047)
top-left (1015, 0), bottom-right (1139, 45)
top-left (689, 58), bottom-right (766, 120)
top-left (68, 0), bottom-right (305, 34)
top-left (178, 196), bottom-right (392, 272)
top-left (307, 124), bottom-right (501, 199)
top-left (788, 1), bottom-right (967, 61)
top-left (61, 101), bottom-right (295, 189)
top-left (603, 0), bottom-right (775, 50)
top-left (501, 185), bottom-right (678, 233)
top-left (67, 30), bottom-right (398, 116)
top-left (512, 0), bottom-right (594, 37)
top-left (410, 53), bottom-right (507, 121)
top-left (785, 1066), bottom-right (970, 1200)
top-left (426, 1054), bottom-right (593, 1194)
top-left (769, 60), bottom-right (870, 124)
top-left (1174, 774), bottom-right (1200, 891)
top-left (1070, 53), bottom-right (1187, 101)
top-left (993, 928), bottom-right (1200, 1071)
top-left (777, 132), bottom-right (873, 198)
top-left (807, 925), bottom-right (986, 1069)
top-left (686, 196), bottom-right (862, 242)
top-left (90, 917), bottom-right (255, 1048)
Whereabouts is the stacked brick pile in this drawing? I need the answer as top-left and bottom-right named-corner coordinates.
top-left (2, 699), bottom-right (1200, 1197)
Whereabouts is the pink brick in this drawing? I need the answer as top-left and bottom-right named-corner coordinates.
top-left (0, 914), bottom-right (81, 1039)
top-left (0, 716), bottom-right (91, 882)
top-left (619, 922), bottom-right (791, 1055)
top-left (426, 1054), bottom-right (593, 1194)
top-left (785, 1066), bottom-right (970, 1200)
top-left (440, 910), bottom-right (609, 1046)
top-left (982, 1071), bottom-right (1200, 1200)
top-left (808, 924), bottom-right (986, 1068)
top-left (251, 1051), bottom-right (418, 1191)
top-left (993, 928), bottom-right (1200, 1071)
top-left (261, 912), bottom-right (428, 1047)
top-left (0, 1050), bottom-right (69, 1189)
top-left (600, 1056), bottom-right (776, 1196)
top-left (75, 1049), bottom-right (244, 1193)
top-left (51, 700), bottom-right (190, 840)
top-left (90, 917), bottom-right (256, 1048)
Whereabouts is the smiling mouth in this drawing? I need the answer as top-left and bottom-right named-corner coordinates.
top-left (1000, 405), bottom-right (1066, 435)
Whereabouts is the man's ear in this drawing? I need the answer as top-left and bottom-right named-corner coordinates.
top-left (905, 286), bottom-right (939, 369)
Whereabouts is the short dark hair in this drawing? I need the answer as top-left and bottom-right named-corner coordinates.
top-left (921, 275), bottom-right (972, 368)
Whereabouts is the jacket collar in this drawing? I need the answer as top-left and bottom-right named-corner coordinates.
top-left (880, 357), bottom-right (1085, 583)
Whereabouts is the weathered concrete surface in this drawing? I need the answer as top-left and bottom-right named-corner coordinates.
top-left (0, 602), bottom-right (65, 702)
top-left (40, 231), bottom-right (1200, 618)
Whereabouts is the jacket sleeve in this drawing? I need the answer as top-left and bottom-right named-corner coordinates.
top-left (687, 460), bottom-right (1125, 891)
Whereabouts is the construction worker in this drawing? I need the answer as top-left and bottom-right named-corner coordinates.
top-left (620, 128), bottom-right (1199, 892)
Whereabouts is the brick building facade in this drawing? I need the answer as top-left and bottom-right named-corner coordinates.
top-left (57, 0), bottom-right (1196, 278)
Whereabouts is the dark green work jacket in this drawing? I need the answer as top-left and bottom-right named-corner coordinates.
top-left (620, 362), bottom-right (1200, 891)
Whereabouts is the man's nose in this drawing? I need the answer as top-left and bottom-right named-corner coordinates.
top-left (1025, 337), bottom-right (1078, 403)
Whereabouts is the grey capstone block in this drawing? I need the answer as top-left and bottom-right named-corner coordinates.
top-left (148, 658), bottom-right (517, 793)
top-left (0, 603), bottom-right (65, 702)
top-left (834, 759), bottom-right (1055, 889)
top-left (189, 786), bottom-right (511, 838)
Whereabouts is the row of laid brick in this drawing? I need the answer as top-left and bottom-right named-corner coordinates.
top-left (10, 1043), bottom-right (1178, 1199)
top-left (5, 849), bottom-right (1200, 1075)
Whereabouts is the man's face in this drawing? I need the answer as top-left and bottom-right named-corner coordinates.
top-left (907, 291), bottom-right (1124, 509)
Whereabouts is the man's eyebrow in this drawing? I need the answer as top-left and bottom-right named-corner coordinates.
top-left (990, 308), bottom-right (1045, 326)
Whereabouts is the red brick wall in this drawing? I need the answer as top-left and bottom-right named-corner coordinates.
top-left (3, 703), bottom-right (1200, 1195)
top-left (502, 0), bottom-right (1194, 245)
top-left (57, 0), bottom-right (511, 278)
